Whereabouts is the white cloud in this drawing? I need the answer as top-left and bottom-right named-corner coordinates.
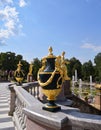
top-left (0, 0), bottom-right (13, 5)
top-left (0, 5), bottom-right (20, 44)
top-left (0, 0), bottom-right (27, 45)
top-left (81, 43), bottom-right (101, 52)
top-left (19, 0), bottom-right (27, 7)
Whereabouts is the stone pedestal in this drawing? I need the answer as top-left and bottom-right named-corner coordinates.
top-left (56, 80), bottom-right (73, 106)
top-left (62, 80), bottom-right (72, 97)
top-left (27, 75), bottom-right (33, 82)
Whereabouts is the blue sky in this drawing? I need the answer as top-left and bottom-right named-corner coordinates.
top-left (0, 0), bottom-right (101, 64)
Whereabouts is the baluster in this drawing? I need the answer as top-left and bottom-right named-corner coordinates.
top-left (36, 85), bottom-right (39, 99)
top-left (31, 86), bottom-right (32, 95)
top-left (33, 86), bottom-right (36, 97)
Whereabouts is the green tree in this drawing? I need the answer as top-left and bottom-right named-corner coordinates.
top-left (0, 52), bottom-right (24, 71)
top-left (67, 57), bottom-right (82, 79)
top-left (21, 60), bottom-right (29, 78)
top-left (82, 60), bottom-right (94, 81)
top-left (94, 53), bottom-right (101, 82)
top-left (32, 58), bottom-right (41, 80)
top-left (0, 52), bottom-right (15, 71)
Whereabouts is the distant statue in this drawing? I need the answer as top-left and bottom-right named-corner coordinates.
top-left (61, 51), bottom-right (70, 81)
top-left (28, 62), bottom-right (33, 75)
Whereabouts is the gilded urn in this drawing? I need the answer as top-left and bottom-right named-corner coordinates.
top-left (14, 61), bottom-right (25, 85)
top-left (37, 47), bottom-right (65, 112)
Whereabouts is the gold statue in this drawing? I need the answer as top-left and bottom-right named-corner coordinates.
top-left (61, 51), bottom-right (70, 81)
top-left (16, 61), bottom-right (23, 74)
top-left (28, 62), bottom-right (33, 75)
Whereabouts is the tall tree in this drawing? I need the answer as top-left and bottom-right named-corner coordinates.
top-left (67, 57), bottom-right (82, 79)
top-left (32, 58), bottom-right (41, 80)
top-left (0, 52), bottom-right (23, 72)
top-left (21, 60), bottom-right (29, 78)
top-left (94, 53), bottom-right (101, 82)
top-left (82, 60), bottom-right (94, 81)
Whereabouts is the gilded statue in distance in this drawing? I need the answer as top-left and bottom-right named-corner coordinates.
top-left (28, 62), bottom-right (33, 75)
top-left (14, 61), bottom-right (25, 85)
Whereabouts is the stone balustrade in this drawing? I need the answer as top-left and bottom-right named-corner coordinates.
top-left (9, 82), bottom-right (101, 130)
top-left (22, 81), bottom-right (40, 98)
top-left (9, 82), bottom-right (41, 130)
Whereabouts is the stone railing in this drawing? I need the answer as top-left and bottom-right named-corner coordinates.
top-left (8, 82), bottom-right (101, 130)
top-left (9, 82), bottom-right (41, 130)
top-left (22, 81), bottom-right (40, 98)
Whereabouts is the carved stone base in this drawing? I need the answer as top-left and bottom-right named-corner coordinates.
top-left (43, 100), bottom-right (61, 112)
top-left (43, 106), bottom-right (61, 112)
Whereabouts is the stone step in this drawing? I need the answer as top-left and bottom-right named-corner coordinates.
top-left (0, 121), bottom-right (15, 130)
top-left (0, 93), bottom-right (10, 96)
top-left (0, 97), bottom-right (7, 99)
top-left (0, 83), bottom-right (15, 130)
top-left (0, 97), bottom-right (10, 100)
top-left (0, 103), bottom-right (9, 108)
top-left (0, 100), bottom-right (8, 103)
top-left (0, 116), bottom-right (12, 123)
top-left (0, 108), bottom-right (9, 114)
top-left (0, 96), bottom-right (9, 97)
top-left (0, 95), bottom-right (10, 98)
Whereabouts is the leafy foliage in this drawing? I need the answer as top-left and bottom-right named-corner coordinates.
top-left (0, 51), bottom-right (101, 82)
top-left (32, 58), bottom-right (41, 80)
top-left (82, 60), bottom-right (94, 81)
top-left (94, 53), bottom-right (101, 82)
top-left (0, 52), bottom-right (29, 80)
top-left (67, 57), bottom-right (82, 79)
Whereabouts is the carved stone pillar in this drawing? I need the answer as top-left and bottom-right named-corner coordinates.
top-left (56, 80), bottom-right (73, 106)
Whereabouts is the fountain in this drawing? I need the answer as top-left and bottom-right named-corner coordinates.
top-left (90, 75), bottom-right (93, 96)
top-left (79, 79), bottom-right (82, 98)
top-left (72, 75), bottom-right (75, 94)
top-left (75, 69), bottom-right (77, 82)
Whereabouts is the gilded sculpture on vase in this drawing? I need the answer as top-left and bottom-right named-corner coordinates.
top-left (61, 51), bottom-right (70, 81)
top-left (37, 46), bottom-right (69, 112)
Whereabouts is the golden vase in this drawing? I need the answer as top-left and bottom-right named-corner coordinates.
top-left (37, 47), bottom-right (65, 112)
